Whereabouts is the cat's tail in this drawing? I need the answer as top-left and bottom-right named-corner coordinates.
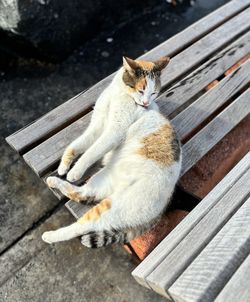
top-left (81, 227), bottom-right (150, 248)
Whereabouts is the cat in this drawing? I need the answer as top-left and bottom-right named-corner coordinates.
top-left (42, 56), bottom-right (182, 248)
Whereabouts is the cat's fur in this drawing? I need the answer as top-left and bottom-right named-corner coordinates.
top-left (42, 56), bottom-right (182, 247)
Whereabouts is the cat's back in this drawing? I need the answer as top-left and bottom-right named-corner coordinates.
top-left (120, 109), bottom-right (181, 169)
top-left (135, 110), bottom-right (181, 167)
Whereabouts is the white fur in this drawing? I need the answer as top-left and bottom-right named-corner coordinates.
top-left (42, 66), bottom-right (181, 244)
top-left (131, 76), bottom-right (157, 107)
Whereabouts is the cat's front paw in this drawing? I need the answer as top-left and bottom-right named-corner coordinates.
top-left (46, 176), bottom-right (59, 188)
top-left (58, 162), bottom-right (69, 176)
top-left (67, 167), bottom-right (84, 182)
top-left (42, 231), bottom-right (55, 244)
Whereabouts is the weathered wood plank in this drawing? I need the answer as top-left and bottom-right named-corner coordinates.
top-left (132, 152), bottom-right (250, 288)
top-left (22, 56), bottom-right (250, 177)
top-left (160, 7), bottom-right (250, 86)
top-left (6, 1), bottom-right (250, 154)
top-left (66, 201), bottom-right (92, 220)
top-left (169, 197), bottom-right (250, 302)
top-left (181, 88), bottom-right (250, 175)
top-left (23, 113), bottom-right (92, 176)
top-left (215, 254), bottom-right (250, 302)
top-left (172, 59), bottom-right (250, 140)
top-left (145, 168), bottom-right (250, 298)
top-left (158, 31), bottom-right (250, 117)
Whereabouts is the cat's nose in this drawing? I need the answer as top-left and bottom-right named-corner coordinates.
top-left (143, 101), bottom-right (149, 107)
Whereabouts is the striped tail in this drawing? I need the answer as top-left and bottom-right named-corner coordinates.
top-left (81, 228), bottom-right (144, 248)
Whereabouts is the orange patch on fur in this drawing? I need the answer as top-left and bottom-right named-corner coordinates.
top-left (136, 123), bottom-right (177, 166)
top-left (135, 77), bottom-right (147, 91)
top-left (62, 147), bottom-right (75, 165)
top-left (78, 198), bottom-right (111, 224)
top-left (67, 191), bottom-right (83, 202)
top-left (136, 60), bottom-right (155, 71)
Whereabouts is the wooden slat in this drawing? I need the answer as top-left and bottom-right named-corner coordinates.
top-left (172, 59), bottom-right (250, 140)
top-left (132, 152), bottom-right (250, 288)
top-left (158, 31), bottom-right (250, 117)
top-left (169, 197), bottom-right (250, 302)
top-left (215, 254), bottom-right (250, 302)
top-left (22, 55), bottom-right (250, 177)
top-left (181, 88), bottom-right (250, 175)
top-left (159, 7), bottom-right (250, 86)
top-left (145, 168), bottom-right (250, 298)
top-left (23, 113), bottom-right (92, 176)
top-left (6, 0), bottom-right (250, 154)
top-left (66, 201), bottom-right (92, 220)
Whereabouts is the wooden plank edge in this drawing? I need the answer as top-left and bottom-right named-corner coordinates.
top-left (181, 88), bottom-right (250, 175)
top-left (168, 196), bottom-right (250, 302)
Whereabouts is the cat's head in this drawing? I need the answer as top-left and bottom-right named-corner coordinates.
top-left (122, 56), bottom-right (170, 108)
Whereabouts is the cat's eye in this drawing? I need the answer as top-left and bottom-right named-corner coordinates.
top-left (151, 92), bottom-right (157, 96)
top-left (138, 90), bottom-right (144, 94)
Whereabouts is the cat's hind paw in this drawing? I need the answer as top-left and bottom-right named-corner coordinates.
top-left (42, 231), bottom-right (55, 244)
top-left (46, 176), bottom-right (59, 188)
top-left (58, 162), bottom-right (69, 176)
top-left (67, 168), bottom-right (83, 182)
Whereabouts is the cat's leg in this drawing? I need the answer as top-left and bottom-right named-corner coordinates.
top-left (42, 177), bottom-right (167, 245)
top-left (47, 167), bottom-right (113, 202)
top-left (42, 221), bottom-right (87, 244)
top-left (67, 121), bottom-right (132, 182)
top-left (46, 176), bottom-right (90, 202)
top-left (58, 109), bottom-right (105, 176)
top-left (42, 198), bottom-right (112, 244)
top-left (66, 101), bottom-right (136, 182)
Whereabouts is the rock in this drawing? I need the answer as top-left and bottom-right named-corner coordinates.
top-left (0, 0), bottom-right (103, 60)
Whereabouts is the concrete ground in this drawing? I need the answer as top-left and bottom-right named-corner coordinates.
top-left (0, 1), bottom-right (229, 301)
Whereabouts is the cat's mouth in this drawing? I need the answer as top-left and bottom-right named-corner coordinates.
top-left (138, 103), bottom-right (149, 108)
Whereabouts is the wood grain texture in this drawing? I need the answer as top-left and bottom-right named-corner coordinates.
top-left (65, 201), bottom-right (92, 220)
top-left (215, 253), bottom-right (250, 302)
top-left (158, 31), bottom-right (250, 118)
top-left (159, 7), bottom-right (250, 86)
top-left (5, 1), bottom-right (250, 154)
top-left (172, 59), bottom-right (250, 140)
top-left (145, 168), bottom-right (250, 298)
top-left (181, 88), bottom-right (250, 175)
top-left (23, 112), bottom-right (92, 176)
top-left (169, 197), bottom-right (250, 302)
top-left (132, 152), bottom-right (250, 288)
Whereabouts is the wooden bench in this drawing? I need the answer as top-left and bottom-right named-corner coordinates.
top-left (6, 0), bottom-right (250, 299)
top-left (133, 151), bottom-right (250, 300)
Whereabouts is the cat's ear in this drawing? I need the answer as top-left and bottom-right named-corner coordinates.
top-left (154, 56), bottom-right (170, 72)
top-left (123, 56), bottom-right (140, 72)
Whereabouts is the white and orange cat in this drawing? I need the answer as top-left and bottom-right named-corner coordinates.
top-left (42, 56), bottom-right (181, 248)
